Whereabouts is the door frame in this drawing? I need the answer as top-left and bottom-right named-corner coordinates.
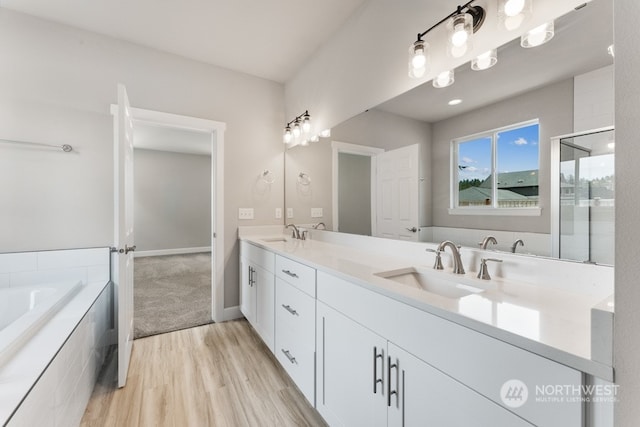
top-left (331, 141), bottom-right (384, 234)
top-left (111, 105), bottom-right (227, 323)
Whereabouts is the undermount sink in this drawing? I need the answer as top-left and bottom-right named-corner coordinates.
top-left (261, 236), bottom-right (288, 243)
top-left (375, 267), bottom-right (485, 299)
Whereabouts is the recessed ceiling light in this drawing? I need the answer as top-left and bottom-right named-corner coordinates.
top-left (448, 99), bottom-right (462, 106)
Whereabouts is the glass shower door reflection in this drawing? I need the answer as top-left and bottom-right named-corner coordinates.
top-left (559, 129), bottom-right (615, 265)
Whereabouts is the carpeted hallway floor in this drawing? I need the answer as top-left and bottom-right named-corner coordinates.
top-left (134, 252), bottom-right (213, 339)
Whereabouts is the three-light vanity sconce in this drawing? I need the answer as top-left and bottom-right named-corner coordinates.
top-left (409, 0), bottom-right (555, 86)
top-left (282, 109), bottom-right (331, 145)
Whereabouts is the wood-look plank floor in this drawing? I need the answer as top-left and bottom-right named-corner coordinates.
top-left (80, 320), bottom-right (327, 427)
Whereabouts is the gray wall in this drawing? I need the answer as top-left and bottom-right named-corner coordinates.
top-left (134, 149), bottom-right (211, 251)
top-left (431, 78), bottom-right (574, 234)
top-left (0, 9), bottom-right (285, 308)
top-left (285, 108), bottom-right (432, 227)
top-left (338, 153), bottom-right (371, 235)
top-left (615, 0), bottom-right (640, 423)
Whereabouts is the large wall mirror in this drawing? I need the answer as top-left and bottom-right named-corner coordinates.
top-left (284, 0), bottom-right (614, 265)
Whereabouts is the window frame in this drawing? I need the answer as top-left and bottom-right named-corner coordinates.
top-left (449, 119), bottom-right (542, 216)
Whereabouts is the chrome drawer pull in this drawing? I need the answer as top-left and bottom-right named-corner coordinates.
top-left (282, 304), bottom-right (299, 316)
top-left (282, 269), bottom-right (299, 278)
top-left (281, 349), bottom-right (297, 364)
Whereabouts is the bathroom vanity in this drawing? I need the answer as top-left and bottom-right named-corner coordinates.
top-left (239, 227), bottom-right (614, 427)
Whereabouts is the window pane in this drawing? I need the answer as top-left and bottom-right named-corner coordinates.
top-left (457, 136), bottom-right (493, 207)
top-left (496, 123), bottom-right (539, 208)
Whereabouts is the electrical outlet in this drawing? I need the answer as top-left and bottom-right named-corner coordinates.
top-left (311, 207), bottom-right (323, 218)
top-left (287, 208), bottom-right (294, 219)
top-left (275, 208), bottom-right (282, 219)
top-left (238, 208), bottom-right (254, 220)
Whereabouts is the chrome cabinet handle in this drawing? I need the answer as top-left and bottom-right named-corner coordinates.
top-left (387, 356), bottom-right (398, 407)
top-left (249, 266), bottom-right (256, 286)
top-left (281, 304), bottom-right (298, 316)
top-left (373, 347), bottom-right (384, 394)
top-left (281, 349), bottom-right (297, 364)
top-left (282, 269), bottom-right (299, 278)
top-left (406, 227), bottom-right (417, 233)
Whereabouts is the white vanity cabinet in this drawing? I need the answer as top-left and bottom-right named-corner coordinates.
top-left (239, 241), bottom-right (275, 352)
top-left (316, 302), bottom-right (534, 427)
top-left (317, 271), bottom-right (583, 427)
top-left (274, 255), bottom-right (317, 405)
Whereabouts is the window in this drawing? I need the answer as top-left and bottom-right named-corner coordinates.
top-left (452, 120), bottom-right (540, 214)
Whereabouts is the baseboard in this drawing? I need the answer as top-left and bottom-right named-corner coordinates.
top-left (223, 305), bottom-right (243, 321)
top-left (134, 247), bottom-right (211, 258)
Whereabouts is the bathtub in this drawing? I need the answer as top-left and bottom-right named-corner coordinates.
top-left (0, 282), bottom-right (82, 365)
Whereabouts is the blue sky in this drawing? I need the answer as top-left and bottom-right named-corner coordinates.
top-left (458, 123), bottom-right (539, 181)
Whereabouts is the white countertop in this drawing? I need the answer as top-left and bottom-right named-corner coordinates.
top-left (241, 235), bottom-right (613, 381)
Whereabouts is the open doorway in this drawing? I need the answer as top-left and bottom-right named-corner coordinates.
top-left (132, 124), bottom-right (213, 338)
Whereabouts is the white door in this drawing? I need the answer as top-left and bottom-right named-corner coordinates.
top-left (376, 144), bottom-right (420, 241)
top-left (316, 301), bottom-right (387, 427)
top-left (386, 343), bottom-right (533, 427)
top-left (113, 83), bottom-right (136, 388)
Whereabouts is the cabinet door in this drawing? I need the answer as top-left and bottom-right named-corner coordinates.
top-left (387, 343), bottom-right (534, 427)
top-left (316, 302), bottom-right (387, 427)
top-left (254, 264), bottom-right (275, 352)
top-left (239, 257), bottom-right (256, 324)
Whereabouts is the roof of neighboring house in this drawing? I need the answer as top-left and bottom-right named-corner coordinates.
top-left (479, 170), bottom-right (539, 189)
top-left (458, 186), bottom-right (530, 202)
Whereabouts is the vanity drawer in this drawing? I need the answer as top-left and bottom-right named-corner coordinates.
top-left (275, 323), bottom-right (315, 405)
top-left (276, 278), bottom-right (315, 348)
top-left (241, 241), bottom-right (274, 273)
top-left (275, 255), bottom-right (316, 297)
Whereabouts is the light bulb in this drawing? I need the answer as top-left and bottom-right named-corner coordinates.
top-left (283, 128), bottom-right (292, 144)
top-left (471, 49), bottom-right (497, 71)
top-left (451, 23), bottom-right (468, 47)
top-left (319, 129), bottom-right (331, 138)
top-left (504, 0), bottom-right (525, 16)
top-left (310, 135), bottom-right (319, 143)
top-left (409, 40), bottom-right (428, 78)
top-left (504, 14), bottom-right (524, 31)
top-left (412, 47), bottom-right (426, 69)
top-left (521, 21), bottom-right (554, 48)
top-left (433, 70), bottom-right (454, 88)
top-left (293, 121), bottom-right (301, 138)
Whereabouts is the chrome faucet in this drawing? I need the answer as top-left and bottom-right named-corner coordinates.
top-left (286, 223), bottom-right (301, 239)
top-left (437, 240), bottom-right (465, 274)
top-left (511, 239), bottom-right (524, 253)
top-left (478, 236), bottom-right (497, 250)
top-left (313, 222), bottom-right (326, 230)
top-left (477, 258), bottom-right (502, 280)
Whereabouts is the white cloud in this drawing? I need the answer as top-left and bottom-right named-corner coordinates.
top-left (462, 156), bottom-right (475, 163)
top-left (513, 137), bottom-right (528, 146)
top-left (466, 166), bottom-right (478, 172)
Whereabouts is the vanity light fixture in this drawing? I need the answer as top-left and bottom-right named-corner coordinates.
top-left (521, 21), bottom-right (555, 48)
top-left (283, 110), bottom-right (312, 143)
top-left (408, 0), bottom-right (485, 78)
top-left (498, 0), bottom-right (531, 31)
top-left (433, 70), bottom-right (455, 89)
top-left (471, 49), bottom-right (498, 70)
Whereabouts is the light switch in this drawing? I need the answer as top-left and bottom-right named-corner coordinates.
top-left (311, 207), bottom-right (323, 218)
top-left (287, 208), bottom-right (294, 219)
top-left (238, 208), bottom-right (254, 220)
top-left (275, 208), bottom-right (282, 219)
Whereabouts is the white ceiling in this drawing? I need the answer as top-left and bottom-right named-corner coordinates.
top-left (0, 0), bottom-right (367, 83)
top-left (134, 123), bottom-right (212, 156)
top-left (376, 0), bottom-right (613, 123)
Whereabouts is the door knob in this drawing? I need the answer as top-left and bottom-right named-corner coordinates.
top-left (406, 227), bottom-right (418, 233)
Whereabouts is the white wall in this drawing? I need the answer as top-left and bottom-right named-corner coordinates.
top-left (431, 78), bottom-right (574, 234)
top-left (614, 0), bottom-right (640, 423)
top-left (574, 65), bottom-right (615, 132)
top-left (134, 149), bottom-right (211, 252)
top-left (285, 0), bottom-right (587, 134)
top-left (0, 9), bottom-right (285, 308)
